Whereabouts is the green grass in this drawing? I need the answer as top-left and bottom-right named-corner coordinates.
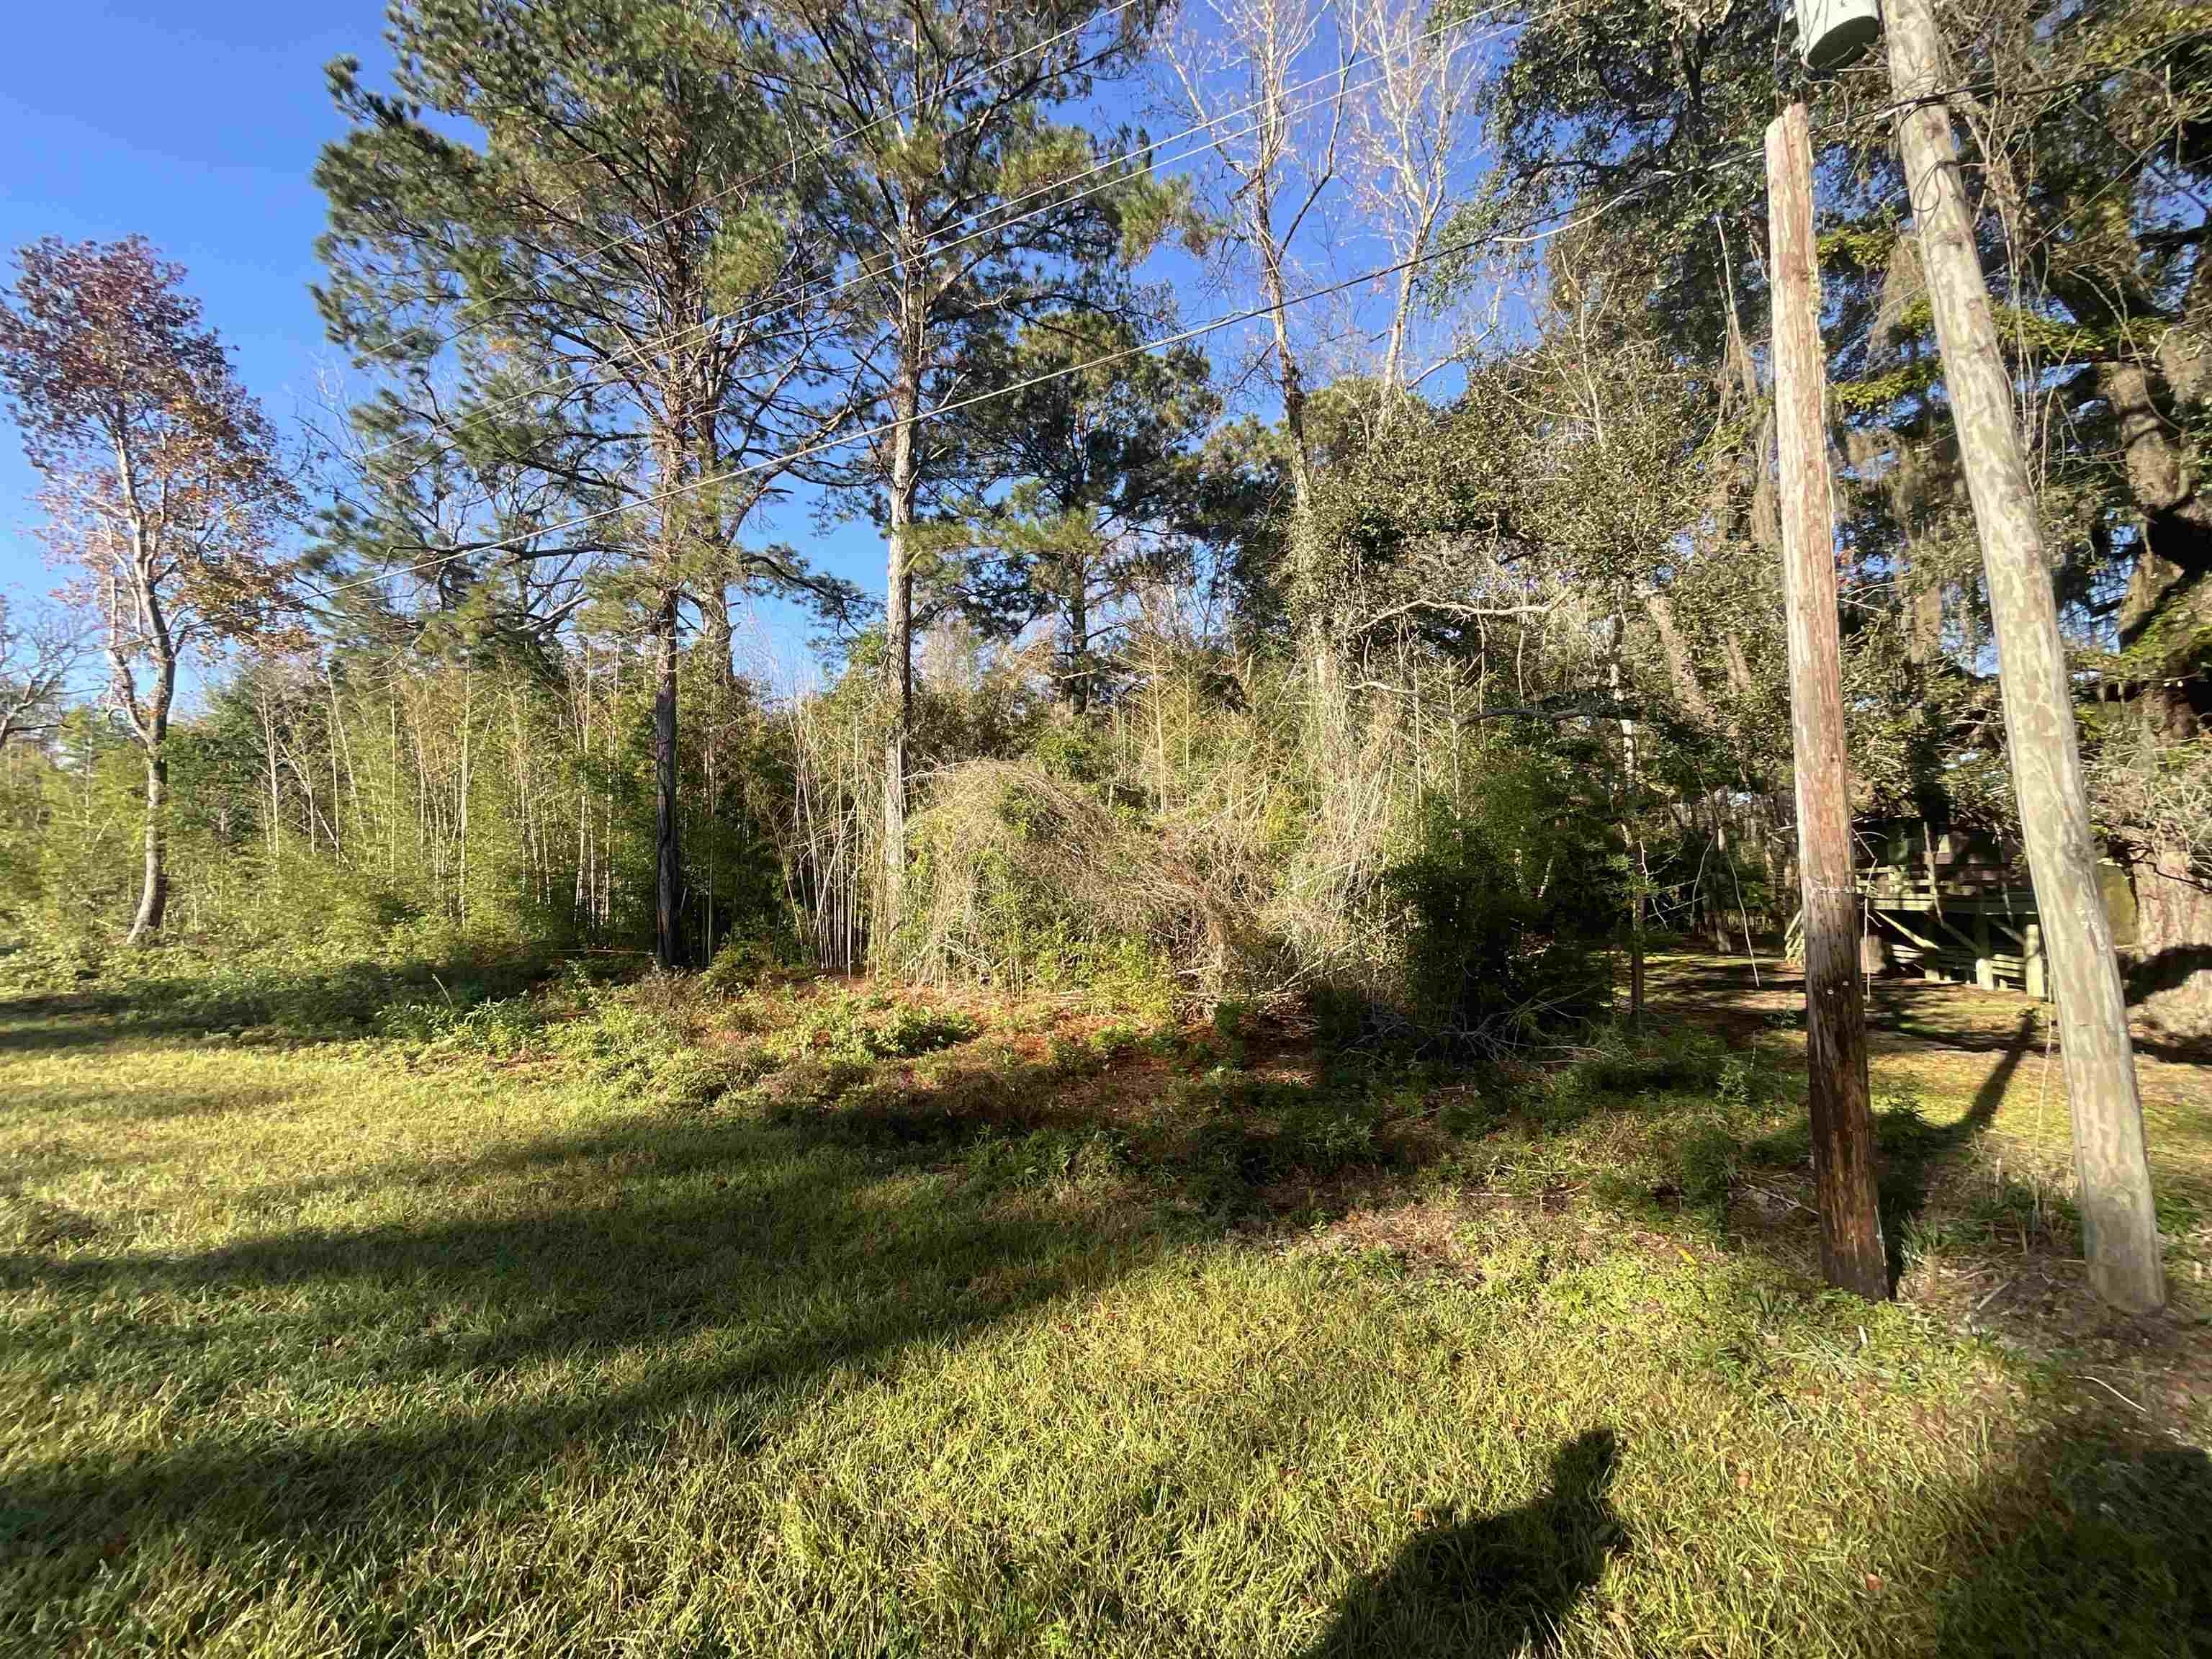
top-left (3, 957), bottom-right (2208, 1657)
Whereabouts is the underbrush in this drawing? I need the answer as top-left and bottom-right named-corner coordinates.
top-left (4, 932), bottom-right (2182, 1311)
top-left (898, 760), bottom-right (1221, 1011)
top-left (889, 744), bottom-right (1624, 1057)
top-left (440, 973), bottom-right (2198, 1320)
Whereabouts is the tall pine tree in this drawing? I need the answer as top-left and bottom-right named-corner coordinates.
top-left (315, 0), bottom-right (850, 968)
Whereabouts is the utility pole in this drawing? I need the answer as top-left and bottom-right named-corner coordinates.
top-left (1766, 97), bottom-right (1890, 1300)
top-left (1884, 0), bottom-right (2164, 1313)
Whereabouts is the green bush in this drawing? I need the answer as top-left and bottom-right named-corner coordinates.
top-left (1383, 783), bottom-right (1619, 1045)
top-left (378, 993), bottom-right (547, 1053)
top-left (868, 1002), bottom-right (980, 1058)
top-left (1568, 1023), bottom-right (1730, 1097)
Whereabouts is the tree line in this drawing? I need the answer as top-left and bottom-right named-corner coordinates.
top-left (0, 0), bottom-right (2205, 1294)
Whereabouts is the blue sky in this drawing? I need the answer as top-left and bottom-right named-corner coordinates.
top-left (0, 3), bottom-right (388, 602)
top-left (0, 0), bottom-right (1123, 693)
top-left (0, 0), bottom-right (877, 689)
top-left (0, 0), bottom-right (1488, 698)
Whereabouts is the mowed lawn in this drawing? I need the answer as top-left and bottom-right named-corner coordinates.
top-left (3, 958), bottom-right (2208, 1658)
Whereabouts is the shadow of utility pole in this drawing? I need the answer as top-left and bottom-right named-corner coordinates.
top-left (1878, 1007), bottom-right (2042, 1288)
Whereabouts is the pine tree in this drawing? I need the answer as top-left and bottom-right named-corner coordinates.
top-left (315, 0), bottom-right (851, 968)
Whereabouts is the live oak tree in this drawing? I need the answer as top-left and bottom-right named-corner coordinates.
top-left (769, 0), bottom-right (1173, 922)
top-left (1474, 0), bottom-right (2206, 1303)
top-left (1490, 0), bottom-right (2212, 1031)
top-left (315, 0), bottom-right (851, 969)
top-left (0, 237), bottom-right (300, 943)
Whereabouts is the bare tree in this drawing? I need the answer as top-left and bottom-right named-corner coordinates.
top-left (1341, 0), bottom-right (1493, 413)
top-left (1162, 0), bottom-right (1348, 511)
top-left (0, 595), bottom-right (81, 749)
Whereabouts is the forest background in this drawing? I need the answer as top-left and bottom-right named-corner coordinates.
top-left (0, 0), bottom-right (2206, 1051)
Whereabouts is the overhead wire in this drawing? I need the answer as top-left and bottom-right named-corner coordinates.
top-left (346, 0), bottom-right (1519, 472)
top-left (309, 40), bottom-right (2210, 609)
top-left (307, 136), bottom-right (1766, 605)
top-left (415, 0), bottom-right (1153, 348)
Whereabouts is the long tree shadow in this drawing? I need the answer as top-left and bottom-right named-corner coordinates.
top-left (2124, 944), bottom-right (2212, 1061)
top-left (1300, 1429), bottom-right (1625, 1658)
top-left (1, 1107), bottom-right (1202, 1646)
top-left (0, 946), bottom-right (558, 1053)
top-left (12, 1001), bottom-right (2209, 1655)
top-left (1645, 952), bottom-right (2212, 1065)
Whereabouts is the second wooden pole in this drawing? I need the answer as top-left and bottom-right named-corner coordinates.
top-left (1766, 99), bottom-right (1890, 1300)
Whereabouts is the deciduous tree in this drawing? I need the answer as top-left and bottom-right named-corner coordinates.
top-left (0, 237), bottom-right (300, 943)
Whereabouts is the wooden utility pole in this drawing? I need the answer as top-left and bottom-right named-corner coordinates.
top-left (1766, 99), bottom-right (1889, 1301)
top-left (1884, 0), bottom-right (2164, 1313)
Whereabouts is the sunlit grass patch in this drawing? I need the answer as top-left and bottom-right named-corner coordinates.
top-left (3, 957), bottom-right (2208, 1655)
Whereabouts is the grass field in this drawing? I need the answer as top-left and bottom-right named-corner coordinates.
top-left (4, 949), bottom-right (2208, 1657)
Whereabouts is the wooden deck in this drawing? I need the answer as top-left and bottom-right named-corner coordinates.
top-left (1778, 871), bottom-right (2052, 999)
top-left (1853, 873), bottom-right (2047, 997)
top-left (1781, 824), bottom-right (2143, 1003)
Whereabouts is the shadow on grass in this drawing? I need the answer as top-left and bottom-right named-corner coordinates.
top-left (1645, 953), bottom-right (2212, 1066)
top-left (2124, 944), bottom-right (2212, 1060)
top-left (0, 948), bottom-right (558, 1052)
top-left (1302, 1429), bottom-right (1624, 1658)
top-left (1871, 1008), bottom-right (2037, 1288)
top-left (1, 1108), bottom-right (1199, 1645)
top-left (1904, 1427), bottom-right (2212, 1658)
top-left (7, 1013), bottom-right (2209, 1653)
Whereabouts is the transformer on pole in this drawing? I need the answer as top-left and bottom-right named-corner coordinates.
top-left (1791, 0), bottom-right (1883, 73)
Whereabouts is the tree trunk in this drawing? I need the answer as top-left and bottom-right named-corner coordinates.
top-left (2125, 840), bottom-right (2212, 1037)
top-left (1258, 233), bottom-right (1315, 514)
top-left (882, 299), bottom-right (922, 945)
top-left (655, 585), bottom-right (684, 971)
top-left (1642, 587), bottom-right (1714, 729)
top-left (1607, 628), bottom-right (1647, 1024)
top-left (695, 404), bottom-right (741, 697)
top-left (126, 746), bottom-right (168, 944)
top-left (1066, 564), bottom-right (1090, 716)
top-left (117, 572), bottom-right (176, 947)
top-left (1887, 0), bottom-right (2164, 1313)
top-left (1380, 261), bottom-right (1417, 415)
top-left (2103, 358), bottom-right (2212, 660)
top-left (1768, 101), bottom-right (1890, 1301)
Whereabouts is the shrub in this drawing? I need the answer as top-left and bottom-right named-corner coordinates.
top-left (1382, 785), bottom-right (1619, 1048)
top-left (897, 760), bottom-right (1252, 1007)
top-left (869, 1003), bottom-right (979, 1058)
top-left (1568, 1024), bottom-right (1730, 1097)
top-left (378, 993), bottom-right (546, 1053)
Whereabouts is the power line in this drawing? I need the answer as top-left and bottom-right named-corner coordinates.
top-left (348, 0), bottom-right (1516, 472)
top-left (338, 26), bottom-right (2204, 482)
top-left (416, 0), bottom-right (1151, 349)
top-left (308, 139), bottom-right (1761, 606)
top-left (310, 45), bottom-right (2206, 609)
